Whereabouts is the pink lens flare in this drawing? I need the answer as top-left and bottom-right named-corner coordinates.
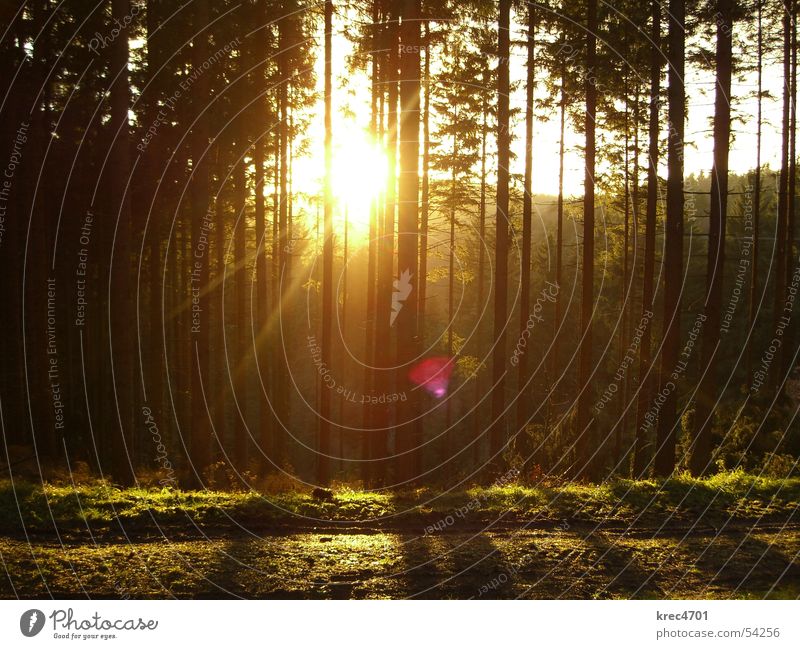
top-left (408, 356), bottom-right (455, 398)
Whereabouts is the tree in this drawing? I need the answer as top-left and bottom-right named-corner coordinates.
top-left (634, 0), bottom-right (661, 477)
top-left (516, 3), bottom-right (536, 445)
top-left (110, 0), bottom-right (136, 485)
top-left (772, 1), bottom-right (791, 393)
top-left (419, 19), bottom-right (432, 348)
top-left (318, 0), bottom-right (334, 485)
top-left (654, 0), bottom-right (686, 477)
top-left (490, 0), bottom-right (511, 472)
top-left (783, 0), bottom-right (798, 377)
top-left (576, 0), bottom-right (598, 480)
top-left (690, 0), bottom-right (734, 476)
top-left (395, 0), bottom-right (421, 483)
top-left (233, 42), bottom-right (249, 471)
top-left (253, 1), bottom-right (273, 472)
top-left (430, 33), bottom-right (481, 458)
top-left (361, 0), bottom-right (381, 484)
top-left (549, 56), bottom-right (567, 424)
top-left (470, 19), bottom-right (496, 468)
top-left (746, 0), bottom-right (763, 386)
top-left (189, 0), bottom-right (211, 484)
top-left (274, 1), bottom-right (293, 466)
top-left (373, 10), bottom-right (398, 485)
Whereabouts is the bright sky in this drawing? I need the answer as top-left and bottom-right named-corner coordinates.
top-left (292, 11), bottom-right (785, 227)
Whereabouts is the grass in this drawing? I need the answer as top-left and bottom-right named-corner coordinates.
top-left (1, 471), bottom-right (797, 598)
top-left (0, 469), bottom-right (797, 536)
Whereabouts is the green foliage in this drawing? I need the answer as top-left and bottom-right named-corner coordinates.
top-left (2, 471), bottom-right (797, 535)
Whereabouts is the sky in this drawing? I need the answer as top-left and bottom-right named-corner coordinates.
top-left (290, 10), bottom-right (785, 230)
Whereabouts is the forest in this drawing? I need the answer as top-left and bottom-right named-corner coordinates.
top-left (0, 0), bottom-right (798, 600)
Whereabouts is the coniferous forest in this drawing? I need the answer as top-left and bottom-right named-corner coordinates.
top-left (1, 0), bottom-right (800, 603)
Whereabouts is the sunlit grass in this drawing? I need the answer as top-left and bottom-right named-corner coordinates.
top-left (0, 470), bottom-right (797, 534)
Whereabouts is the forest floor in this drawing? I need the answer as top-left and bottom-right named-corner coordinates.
top-left (0, 471), bottom-right (798, 598)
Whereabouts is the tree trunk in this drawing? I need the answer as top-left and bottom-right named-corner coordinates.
top-left (413, 19), bottom-right (430, 477)
top-left (783, 1), bottom-right (798, 378)
top-left (747, 0), bottom-right (763, 386)
top-left (550, 62), bottom-right (566, 423)
top-left (396, 0), bottom-right (421, 483)
top-left (576, 0), bottom-right (598, 480)
top-left (446, 133), bottom-right (457, 456)
top-left (633, 0), bottom-right (660, 478)
top-left (145, 0), bottom-right (165, 474)
top-left (233, 63), bottom-right (249, 472)
top-left (110, 0), bottom-right (135, 485)
top-left (772, 2), bottom-right (791, 394)
top-left (654, 0), bottom-right (685, 477)
top-left (490, 0), bottom-right (511, 472)
top-left (473, 80), bottom-right (489, 467)
top-left (361, 2), bottom-right (380, 483)
top-left (517, 5), bottom-right (535, 451)
top-left (318, 0), bottom-right (334, 486)
top-left (373, 14), bottom-right (398, 485)
top-left (691, 0), bottom-right (733, 476)
top-left (617, 75), bottom-right (630, 467)
top-left (215, 145), bottom-right (227, 466)
top-left (189, 0), bottom-right (211, 485)
top-left (254, 1), bottom-right (271, 472)
top-left (419, 20), bottom-right (430, 352)
top-left (275, 13), bottom-right (291, 465)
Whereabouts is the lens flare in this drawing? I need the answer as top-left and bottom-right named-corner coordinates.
top-left (408, 356), bottom-right (454, 398)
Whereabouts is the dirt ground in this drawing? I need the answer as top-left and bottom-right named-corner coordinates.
top-left (2, 525), bottom-right (798, 599)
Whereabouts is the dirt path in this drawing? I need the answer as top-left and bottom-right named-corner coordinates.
top-left (2, 527), bottom-right (798, 599)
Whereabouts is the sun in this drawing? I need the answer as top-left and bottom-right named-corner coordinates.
top-left (330, 125), bottom-right (387, 237)
top-left (290, 119), bottom-right (387, 245)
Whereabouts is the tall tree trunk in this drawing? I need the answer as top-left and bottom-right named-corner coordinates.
top-left (516, 5), bottom-right (535, 451)
top-left (270, 124), bottom-right (280, 464)
top-left (254, 1), bottom-right (271, 472)
top-left (145, 0), bottom-right (165, 472)
top-left (772, 1), bottom-right (791, 393)
top-left (446, 133), bottom-right (458, 458)
top-left (0, 0), bottom-right (24, 454)
top-left (318, 0), bottom-right (334, 486)
top-left (275, 12), bottom-right (291, 465)
top-left (215, 146), bottom-right (227, 466)
top-left (783, 2), bottom-right (798, 378)
top-left (490, 0), bottom-right (511, 472)
top-left (374, 14), bottom-right (398, 485)
top-left (233, 62), bottom-right (249, 472)
top-left (110, 0), bottom-right (135, 485)
top-left (550, 62), bottom-right (566, 424)
top-left (272, 128), bottom-right (279, 308)
top-left (413, 19), bottom-right (430, 477)
top-left (654, 0), bottom-right (685, 477)
top-left (28, 1), bottom-right (56, 465)
top-left (634, 0), bottom-right (660, 478)
top-left (288, 101), bottom-right (294, 279)
top-left (396, 0), bottom-right (421, 483)
top-left (747, 0), bottom-right (763, 386)
top-left (691, 0), bottom-right (733, 476)
top-left (576, 0), bottom-right (598, 480)
top-left (361, 4), bottom-right (380, 483)
top-left (473, 80), bottom-right (489, 467)
top-left (622, 82), bottom-right (641, 466)
top-left (189, 0), bottom-right (211, 485)
top-left (419, 20), bottom-right (430, 351)
top-left (617, 76), bottom-right (631, 466)
top-left (340, 206), bottom-right (349, 474)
